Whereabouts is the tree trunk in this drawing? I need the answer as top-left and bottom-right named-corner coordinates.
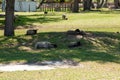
top-left (83, 0), bottom-right (92, 11)
top-left (114, 0), bottom-right (120, 8)
top-left (4, 0), bottom-right (15, 36)
top-left (37, 0), bottom-right (45, 9)
top-left (72, 0), bottom-right (79, 12)
top-left (60, 0), bottom-right (65, 3)
top-left (97, 0), bottom-right (108, 8)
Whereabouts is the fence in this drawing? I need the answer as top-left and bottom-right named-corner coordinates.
top-left (39, 2), bottom-right (73, 12)
top-left (39, 2), bottom-right (116, 12)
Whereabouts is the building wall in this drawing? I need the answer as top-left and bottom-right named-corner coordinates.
top-left (2, 0), bottom-right (37, 12)
top-left (15, 1), bottom-right (36, 12)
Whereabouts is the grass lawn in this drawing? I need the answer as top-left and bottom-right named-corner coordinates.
top-left (0, 10), bottom-right (120, 80)
top-left (1, 11), bottom-right (120, 32)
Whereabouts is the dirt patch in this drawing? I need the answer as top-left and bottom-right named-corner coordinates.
top-left (0, 60), bottom-right (84, 72)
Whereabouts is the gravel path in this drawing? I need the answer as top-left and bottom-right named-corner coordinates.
top-left (0, 64), bottom-right (55, 71)
top-left (0, 60), bottom-right (83, 72)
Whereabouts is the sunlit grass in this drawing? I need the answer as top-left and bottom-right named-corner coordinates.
top-left (1, 11), bottom-right (120, 32)
top-left (15, 11), bottom-right (120, 32)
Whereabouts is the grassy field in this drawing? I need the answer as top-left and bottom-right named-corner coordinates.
top-left (1, 11), bottom-right (120, 33)
top-left (0, 11), bottom-right (120, 80)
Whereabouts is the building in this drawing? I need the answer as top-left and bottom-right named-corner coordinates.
top-left (2, 0), bottom-right (37, 12)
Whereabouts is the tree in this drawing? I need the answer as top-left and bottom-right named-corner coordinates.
top-left (4, 0), bottom-right (15, 36)
top-left (60, 0), bottom-right (65, 3)
top-left (37, 0), bottom-right (45, 9)
top-left (83, 0), bottom-right (92, 11)
top-left (72, 0), bottom-right (79, 12)
top-left (97, 0), bottom-right (108, 8)
top-left (0, 0), bottom-right (2, 3)
top-left (114, 0), bottom-right (120, 8)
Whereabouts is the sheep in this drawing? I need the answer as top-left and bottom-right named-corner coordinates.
top-left (67, 29), bottom-right (86, 35)
top-left (62, 14), bottom-right (68, 20)
top-left (35, 41), bottom-right (57, 49)
top-left (26, 29), bottom-right (37, 35)
top-left (44, 11), bottom-right (48, 14)
top-left (68, 41), bottom-right (82, 48)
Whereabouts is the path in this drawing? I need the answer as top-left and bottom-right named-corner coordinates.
top-left (0, 60), bottom-right (83, 72)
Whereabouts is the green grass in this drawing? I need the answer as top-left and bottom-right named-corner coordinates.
top-left (0, 31), bottom-right (120, 63)
top-left (0, 11), bottom-right (120, 80)
top-left (1, 11), bottom-right (120, 32)
top-left (14, 11), bottom-right (120, 32)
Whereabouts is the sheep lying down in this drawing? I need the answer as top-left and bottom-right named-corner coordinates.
top-left (35, 41), bottom-right (57, 49)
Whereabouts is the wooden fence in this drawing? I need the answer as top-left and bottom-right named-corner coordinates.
top-left (39, 2), bottom-right (73, 12)
top-left (39, 2), bottom-right (115, 12)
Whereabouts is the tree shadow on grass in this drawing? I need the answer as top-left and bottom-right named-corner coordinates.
top-left (0, 16), bottom-right (5, 29)
top-left (0, 47), bottom-right (119, 64)
top-left (0, 14), bottom-right (62, 29)
top-left (14, 14), bottom-right (62, 27)
top-left (0, 31), bottom-right (120, 64)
